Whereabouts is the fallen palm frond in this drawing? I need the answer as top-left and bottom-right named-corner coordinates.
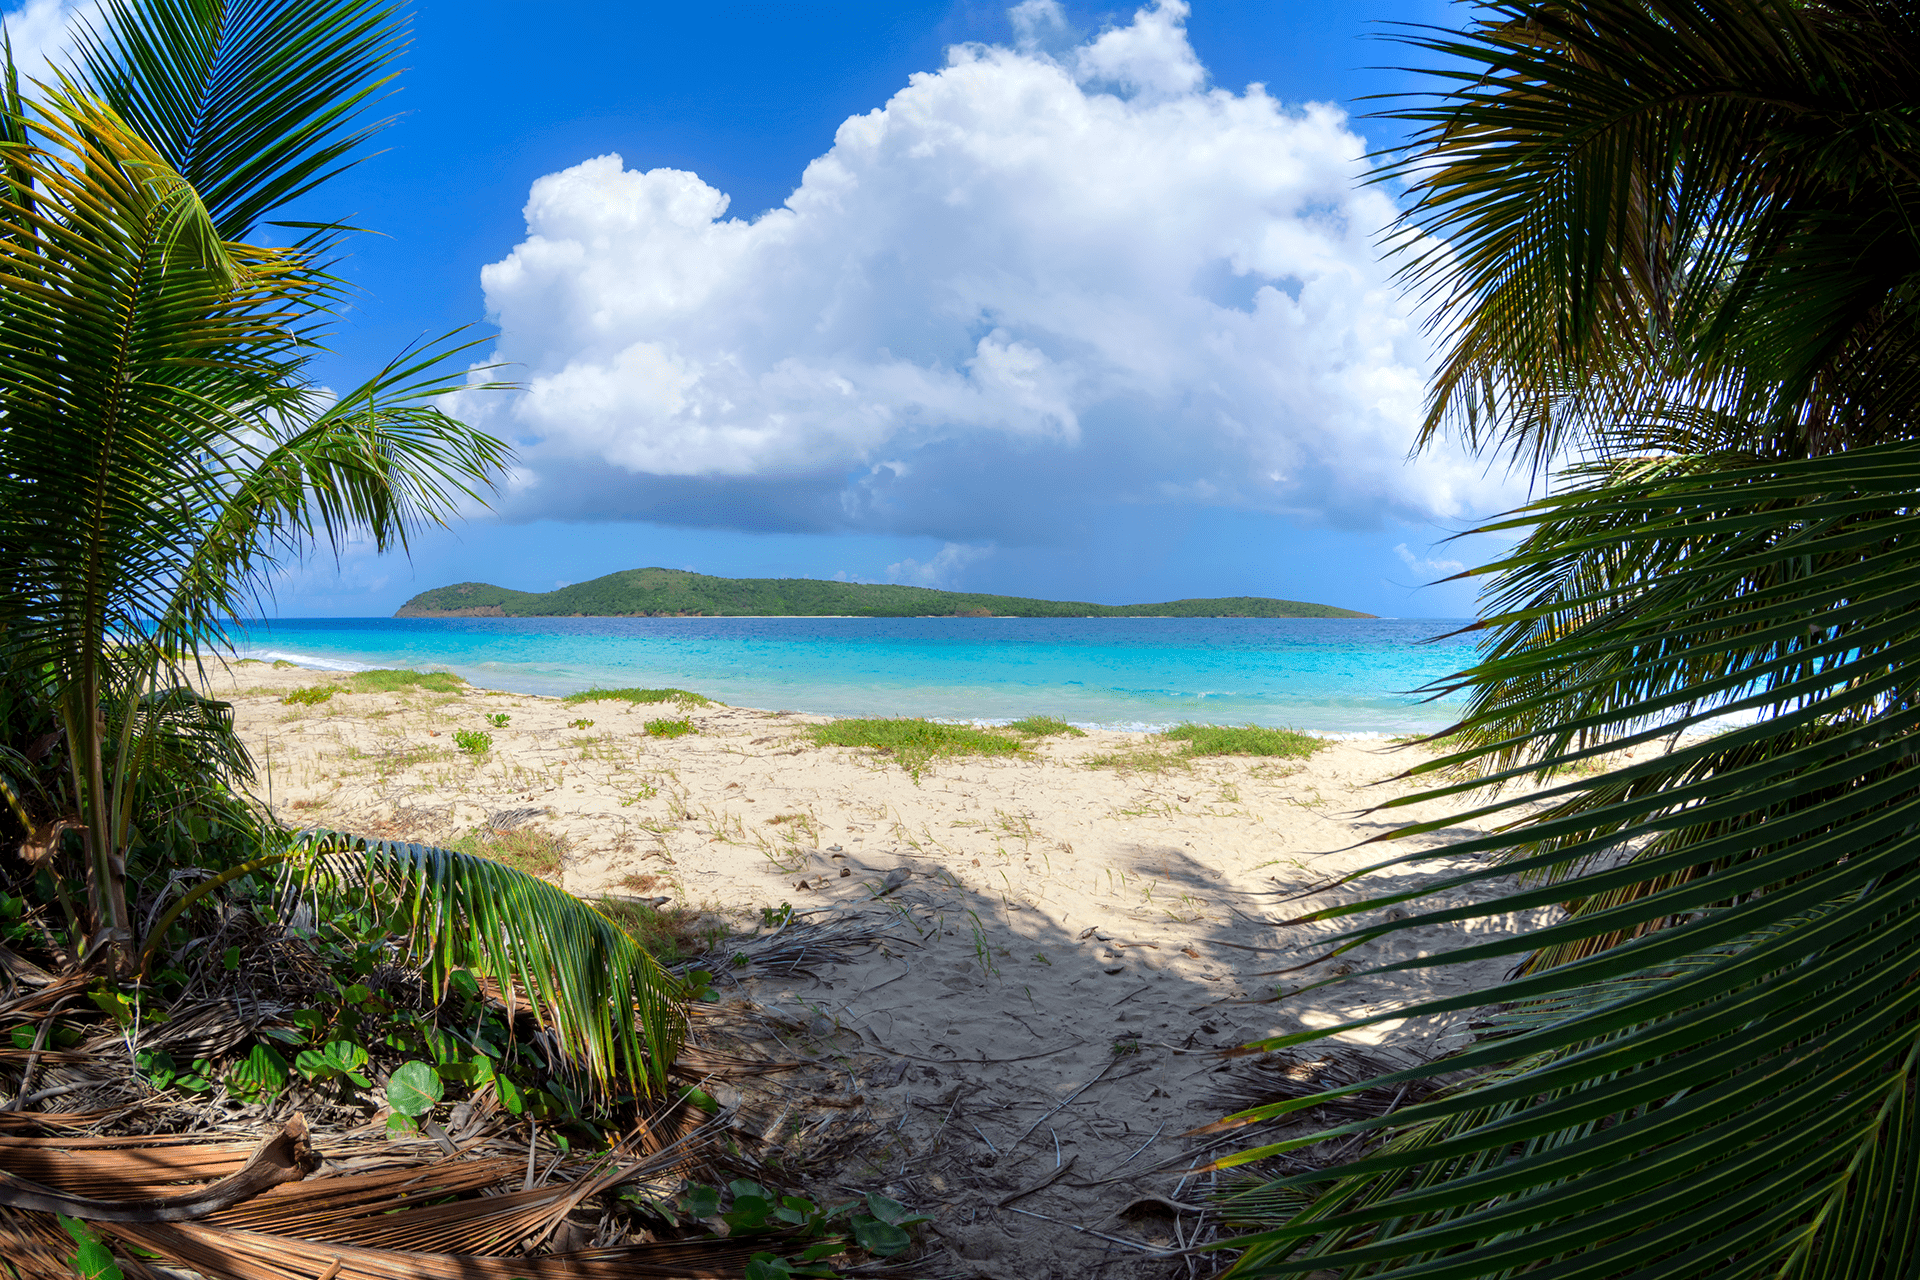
top-left (104, 1223), bottom-right (783, 1280)
top-left (0, 1115), bottom-right (314, 1219)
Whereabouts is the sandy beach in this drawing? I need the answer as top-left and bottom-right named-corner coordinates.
top-left (213, 662), bottom-right (1549, 1277)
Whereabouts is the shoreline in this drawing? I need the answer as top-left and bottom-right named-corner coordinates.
top-left (235, 653), bottom-right (1436, 741)
top-left (210, 660), bottom-right (1542, 1272)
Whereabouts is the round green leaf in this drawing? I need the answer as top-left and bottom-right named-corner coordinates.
top-left (385, 1060), bottom-right (444, 1116)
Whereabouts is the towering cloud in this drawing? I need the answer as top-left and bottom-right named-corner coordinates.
top-left (469, 1), bottom-right (1503, 541)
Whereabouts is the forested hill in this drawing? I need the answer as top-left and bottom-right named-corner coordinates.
top-left (394, 568), bottom-right (1373, 619)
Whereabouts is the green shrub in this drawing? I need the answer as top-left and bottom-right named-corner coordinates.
top-left (644, 717), bottom-right (695, 738)
top-left (1161, 722), bottom-right (1325, 758)
top-left (345, 668), bottom-right (467, 694)
top-left (280, 685), bottom-right (335, 706)
top-left (452, 728), bottom-right (492, 754)
top-left (485, 712), bottom-right (509, 727)
top-left (563, 686), bottom-right (713, 707)
top-left (806, 717), bottom-right (1025, 780)
top-left (1006, 715), bottom-right (1086, 737)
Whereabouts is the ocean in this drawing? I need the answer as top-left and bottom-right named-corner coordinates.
top-left (228, 616), bottom-right (1480, 736)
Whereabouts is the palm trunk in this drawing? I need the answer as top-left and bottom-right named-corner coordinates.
top-left (76, 657), bottom-right (129, 968)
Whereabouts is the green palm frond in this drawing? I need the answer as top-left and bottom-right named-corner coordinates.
top-left (1210, 444), bottom-right (1920, 1276)
top-left (1378, 0), bottom-right (1920, 467)
top-left (0, 1), bottom-right (513, 958)
top-left (72, 0), bottom-right (407, 240)
top-left (288, 830), bottom-right (688, 1092)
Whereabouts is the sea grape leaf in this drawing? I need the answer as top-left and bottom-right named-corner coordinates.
top-left (386, 1060), bottom-right (444, 1116)
top-left (851, 1214), bottom-right (911, 1256)
top-left (59, 1215), bottom-right (124, 1280)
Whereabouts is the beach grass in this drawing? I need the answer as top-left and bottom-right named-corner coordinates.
top-left (1006, 715), bottom-right (1087, 737)
top-left (644, 717), bottom-right (696, 738)
top-left (807, 717), bottom-right (1027, 780)
top-left (594, 896), bottom-right (701, 964)
top-left (345, 668), bottom-right (467, 694)
top-left (1086, 722), bottom-right (1326, 772)
top-left (444, 824), bottom-right (567, 879)
top-left (1163, 722), bottom-right (1325, 758)
top-left (563, 686), bottom-right (714, 708)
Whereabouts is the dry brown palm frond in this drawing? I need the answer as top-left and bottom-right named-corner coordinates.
top-left (105, 1221), bottom-right (787, 1280)
top-left (669, 1048), bottom-right (804, 1079)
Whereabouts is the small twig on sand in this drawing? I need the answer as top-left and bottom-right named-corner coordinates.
top-left (1011, 1058), bottom-right (1118, 1151)
top-left (1002, 1205), bottom-right (1177, 1256)
top-left (995, 1155), bottom-right (1077, 1208)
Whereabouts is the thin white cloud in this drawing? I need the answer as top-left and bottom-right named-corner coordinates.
top-left (465, 0), bottom-right (1519, 543)
top-left (887, 542), bottom-right (993, 588)
top-left (1394, 542), bottom-right (1466, 579)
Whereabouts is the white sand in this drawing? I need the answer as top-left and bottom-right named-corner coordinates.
top-left (213, 662), bottom-right (1555, 1275)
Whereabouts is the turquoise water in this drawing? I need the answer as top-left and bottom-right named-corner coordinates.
top-left (229, 616), bottom-right (1479, 735)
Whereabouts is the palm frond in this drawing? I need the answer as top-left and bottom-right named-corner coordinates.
top-left (71, 0), bottom-right (406, 241)
top-left (288, 830), bottom-right (688, 1093)
top-left (1209, 443), bottom-right (1920, 1276)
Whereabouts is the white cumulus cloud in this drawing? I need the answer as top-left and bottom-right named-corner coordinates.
top-left (466, 0), bottom-right (1513, 542)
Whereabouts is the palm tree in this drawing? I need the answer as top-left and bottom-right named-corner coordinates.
top-left (1211, 2), bottom-right (1920, 1275)
top-left (0, 0), bottom-right (685, 1086)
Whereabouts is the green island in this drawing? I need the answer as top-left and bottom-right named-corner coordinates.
top-left (395, 566), bottom-right (1373, 619)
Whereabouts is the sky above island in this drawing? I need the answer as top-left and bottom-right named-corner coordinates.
top-left (10, 0), bottom-right (1523, 618)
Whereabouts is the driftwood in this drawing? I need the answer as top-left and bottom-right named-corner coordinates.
top-left (0, 1114), bottom-right (317, 1221)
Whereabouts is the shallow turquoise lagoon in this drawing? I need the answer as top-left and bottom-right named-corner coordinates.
top-left (229, 616), bottom-right (1479, 735)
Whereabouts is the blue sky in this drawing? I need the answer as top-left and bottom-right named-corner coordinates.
top-left (18, 0), bottom-right (1518, 617)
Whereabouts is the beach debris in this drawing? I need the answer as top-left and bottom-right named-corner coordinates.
top-left (995, 1153), bottom-right (1077, 1207)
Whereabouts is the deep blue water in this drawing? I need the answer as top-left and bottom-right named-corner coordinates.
top-left (228, 616), bottom-right (1479, 735)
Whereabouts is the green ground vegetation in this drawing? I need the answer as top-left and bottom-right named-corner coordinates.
top-left (642, 717), bottom-right (695, 738)
top-left (397, 566), bottom-right (1372, 619)
top-left (806, 717), bottom-right (1028, 780)
top-left (1161, 722), bottom-right (1324, 758)
top-left (443, 825), bottom-right (567, 879)
top-left (1085, 722), bottom-right (1325, 771)
top-left (562, 686), bottom-right (714, 707)
top-left (1005, 715), bottom-right (1087, 737)
top-left (346, 668), bottom-right (466, 694)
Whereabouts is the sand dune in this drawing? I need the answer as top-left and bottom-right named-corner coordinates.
top-left (213, 662), bottom-right (1553, 1275)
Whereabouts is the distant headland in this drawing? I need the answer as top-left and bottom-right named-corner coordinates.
top-left (395, 567), bottom-right (1374, 620)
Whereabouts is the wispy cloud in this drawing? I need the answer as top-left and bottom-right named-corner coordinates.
top-left (886, 542), bottom-right (992, 588)
top-left (1394, 542), bottom-right (1466, 580)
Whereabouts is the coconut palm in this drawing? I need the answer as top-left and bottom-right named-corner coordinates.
top-left (1211, 2), bottom-right (1920, 1275)
top-left (0, 0), bottom-right (686, 1085)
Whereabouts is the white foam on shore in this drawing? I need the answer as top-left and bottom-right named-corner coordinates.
top-left (233, 647), bottom-right (372, 673)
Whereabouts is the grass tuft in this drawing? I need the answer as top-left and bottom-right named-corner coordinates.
top-left (1085, 747), bottom-right (1190, 774)
top-left (345, 668), bottom-right (467, 694)
top-left (1162, 723), bottom-right (1325, 758)
top-left (1006, 715), bottom-right (1087, 738)
top-left (564, 687), bottom-right (714, 707)
top-left (1086, 723), bottom-right (1327, 772)
top-left (806, 717), bottom-right (1025, 780)
top-left (593, 897), bottom-right (701, 964)
top-left (444, 824), bottom-right (568, 879)
top-left (281, 685), bottom-right (336, 706)
top-left (644, 717), bottom-right (695, 738)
